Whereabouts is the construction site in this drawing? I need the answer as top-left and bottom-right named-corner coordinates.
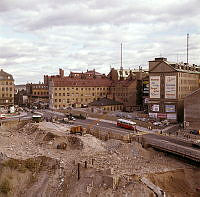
top-left (0, 119), bottom-right (200, 197)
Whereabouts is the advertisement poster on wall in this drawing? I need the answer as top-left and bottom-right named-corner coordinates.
top-left (165, 76), bottom-right (176, 99)
top-left (150, 76), bottom-right (160, 98)
top-left (151, 104), bottom-right (159, 112)
top-left (167, 113), bottom-right (177, 120)
top-left (149, 113), bottom-right (157, 118)
top-left (165, 105), bottom-right (176, 113)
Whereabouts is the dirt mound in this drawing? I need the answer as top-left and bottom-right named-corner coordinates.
top-left (67, 136), bottom-right (83, 150)
top-left (104, 139), bottom-right (123, 152)
top-left (43, 132), bottom-right (57, 141)
top-left (18, 123), bottom-right (39, 135)
top-left (147, 168), bottom-right (200, 197)
top-left (80, 134), bottom-right (106, 153)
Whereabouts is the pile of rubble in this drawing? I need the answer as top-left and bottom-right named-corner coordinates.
top-left (0, 122), bottom-right (199, 196)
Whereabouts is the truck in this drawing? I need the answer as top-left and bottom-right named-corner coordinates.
top-left (70, 125), bottom-right (85, 135)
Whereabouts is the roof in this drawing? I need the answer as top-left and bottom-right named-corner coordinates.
top-left (52, 77), bottom-right (112, 87)
top-left (89, 97), bottom-right (122, 106)
top-left (0, 69), bottom-right (14, 80)
top-left (111, 79), bottom-right (135, 87)
top-left (84, 70), bottom-right (102, 75)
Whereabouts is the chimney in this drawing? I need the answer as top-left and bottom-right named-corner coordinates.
top-left (59, 68), bottom-right (64, 78)
top-left (149, 57), bottom-right (167, 71)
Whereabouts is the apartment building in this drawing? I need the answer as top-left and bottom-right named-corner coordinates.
top-left (49, 77), bottom-right (112, 109)
top-left (148, 57), bottom-right (200, 122)
top-left (0, 69), bottom-right (14, 108)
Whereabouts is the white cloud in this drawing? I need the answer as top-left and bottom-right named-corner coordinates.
top-left (0, 0), bottom-right (200, 84)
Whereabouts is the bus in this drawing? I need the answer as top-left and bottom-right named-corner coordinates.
top-left (117, 119), bottom-right (136, 130)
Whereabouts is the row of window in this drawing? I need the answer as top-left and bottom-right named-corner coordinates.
top-left (32, 85), bottom-right (48, 89)
top-left (0, 94), bottom-right (13, 98)
top-left (0, 81), bottom-right (13, 85)
top-left (54, 98), bottom-right (92, 103)
top-left (54, 92), bottom-right (107, 97)
top-left (0, 87), bottom-right (13, 91)
top-left (33, 91), bottom-right (48, 95)
top-left (0, 99), bottom-right (13, 103)
top-left (54, 87), bottom-right (110, 91)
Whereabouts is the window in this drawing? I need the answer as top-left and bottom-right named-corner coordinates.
top-left (55, 93), bottom-right (57, 96)
top-left (10, 94), bottom-right (12, 97)
top-left (55, 88), bottom-right (57, 90)
top-left (10, 87), bottom-right (12, 91)
top-left (59, 93), bottom-right (61, 96)
top-left (59, 88), bottom-right (61, 90)
top-left (55, 99), bottom-right (57, 102)
top-left (59, 99), bottom-right (61, 102)
top-left (63, 93), bottom-right (65, 96)
top-left (63, 88), bottom-right (65, 90)
top-left (76, 88), bottom-right (78, 90)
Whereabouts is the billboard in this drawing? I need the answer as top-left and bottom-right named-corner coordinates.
top-left (167, 113), bottom-right (177, 120)
top-left (165, 105), bottom-right (176, 113)
top-left (165, 76), bottom-right (176, 99)
top-left (149, 113), bottom-right (157, 118)
top-left (151, 104), bottom-right (159, 112)
top-left (150, 76), bottom-right (160, 98)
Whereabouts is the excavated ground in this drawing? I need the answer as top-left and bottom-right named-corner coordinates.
top-left (0, 122), bottom-right (199, 197)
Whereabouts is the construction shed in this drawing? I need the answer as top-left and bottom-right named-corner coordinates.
top-left (89, 97), bottom-right (123, 111)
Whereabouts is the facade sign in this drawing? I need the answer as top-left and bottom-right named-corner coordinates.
top-left (152, 104), bottom-right (159, 112)
top-left (165, 105), bottom-right (176, 113)
top-left (165, 76), bottom-right (176, 99)
top-left (157, 113), bottom-right (167, 118)
top-left (143, 80), bottom-right (149, 95)
top-left (167, 113), bottom-right (177, 120)
top-left (150, 76), bottom-right (160, 98)
top-left (149, 113), bottom-right (157, 118)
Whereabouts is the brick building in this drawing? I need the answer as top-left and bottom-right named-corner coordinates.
top-left (184, 88), bottom-right (200, 129)
top-left (0, 69), bottom-right (14, 109)
top-left (49, 73), bottom-right (112, 109)
top-left (148, 57), bottom-right (200, 122)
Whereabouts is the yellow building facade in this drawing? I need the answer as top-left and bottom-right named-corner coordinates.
top-left (0, 69), bottom-right (14, 108)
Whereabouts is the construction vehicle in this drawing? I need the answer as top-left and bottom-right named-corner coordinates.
top-left (70, 125), bottom-right (85, 135)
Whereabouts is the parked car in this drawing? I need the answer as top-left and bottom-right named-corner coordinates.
top-left (153, 122), bottom-right (163, 126)
top-left (190, 130), bottom-right (200, 135)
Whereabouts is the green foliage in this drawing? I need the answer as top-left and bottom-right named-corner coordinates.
top-left (0, 179), bottom-right (11, 194)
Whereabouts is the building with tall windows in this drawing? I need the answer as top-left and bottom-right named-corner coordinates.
top-left (0, 69), bottom-right (14, 108)
top-left (148, 57), bottom-right (200, 122)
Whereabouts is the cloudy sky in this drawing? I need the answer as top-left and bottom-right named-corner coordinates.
top-left (0, 0), bottom-right (200, 84)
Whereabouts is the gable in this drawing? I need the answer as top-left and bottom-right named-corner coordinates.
top-left (150, 62), bottom-right (176, 73)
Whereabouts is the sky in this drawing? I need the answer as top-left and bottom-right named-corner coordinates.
top-left (0, 0), bottom-right (200, 84)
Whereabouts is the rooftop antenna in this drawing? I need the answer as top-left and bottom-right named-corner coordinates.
top-left (187, 33), bottom-right (189, 64)
top-left (120, 43), bottom-right (123, 70)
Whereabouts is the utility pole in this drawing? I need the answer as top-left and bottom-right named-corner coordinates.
top-left (187, 33), bottom-right (189, 64)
